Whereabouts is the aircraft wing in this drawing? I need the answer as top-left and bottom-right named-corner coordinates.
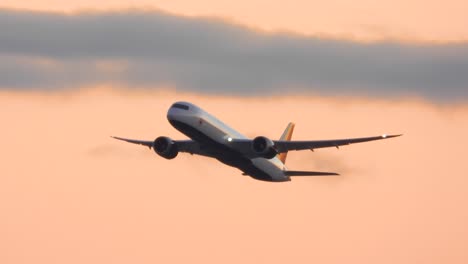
top-left (111, 136), bottom-right (200, 154)
top-left (273, 134), bottom-right (402, 152)
top-left (228, 134), bottom-right (401, 156)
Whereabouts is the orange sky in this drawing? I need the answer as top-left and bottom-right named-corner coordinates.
top-left (1, 88), bottom-right (467, 263)
top-left (1, 0), bottom-right (468, 42)
top-left (2, 1), bottom-right (467, 262)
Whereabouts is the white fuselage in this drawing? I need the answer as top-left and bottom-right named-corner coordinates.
top-left (167, 102), bottom-right (290, 182)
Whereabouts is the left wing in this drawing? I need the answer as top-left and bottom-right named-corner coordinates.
top-left (273, 134), bottom-right (402, 152)
top-left (111, 136), bottom-right (153, 148)
top-left (111, 136), bottom-right (201, 154)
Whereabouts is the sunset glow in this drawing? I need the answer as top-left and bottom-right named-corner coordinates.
top-left (1, 89), bottom-right (468, 263)
top-left (1, 0), bottom-right (468, 42)
top-left (2, 1), bottom-right (467, 263)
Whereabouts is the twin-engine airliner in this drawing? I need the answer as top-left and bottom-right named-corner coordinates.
top-left (113, 102), bottom-right (401, 182)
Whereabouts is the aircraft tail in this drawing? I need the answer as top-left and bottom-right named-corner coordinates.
top-left (277, 122), bottom-right (295, 164)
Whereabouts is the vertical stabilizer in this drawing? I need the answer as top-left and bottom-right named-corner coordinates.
top-left (278, 122), bottom-right (295, 164)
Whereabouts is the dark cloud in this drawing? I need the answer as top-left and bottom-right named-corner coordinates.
top-left (1, 9), bottom-right (467, 100)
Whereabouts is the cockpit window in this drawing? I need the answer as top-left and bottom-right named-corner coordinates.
top-left (172, 103), bottom-right (189, 110)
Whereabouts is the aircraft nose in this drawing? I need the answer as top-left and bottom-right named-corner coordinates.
top-left (166, 105), bottom-right (193, 121)
top-left (167, 108), bottom-right (177, 121)
top-left (167, 102), bottom-right (198, 122)
top-left (167, 108), bottom-right (175, 120)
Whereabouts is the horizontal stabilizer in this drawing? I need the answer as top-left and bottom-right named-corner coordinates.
top-left (285, 170), bottom-right (339, 176)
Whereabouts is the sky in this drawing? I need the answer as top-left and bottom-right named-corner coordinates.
top-left (1, 1), bottom-right (468, 264)
top-left (1, 0), bottom-right (468, 42)
top-left (1, 90), bottom-right (467, 264)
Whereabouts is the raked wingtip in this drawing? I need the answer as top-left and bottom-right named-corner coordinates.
top-left (382, 134), bottom-right (403, 139)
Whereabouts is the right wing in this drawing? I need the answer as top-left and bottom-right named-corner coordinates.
top-left (273, 134), bottom-right (402, 152)
top-left (111, 136), bottom-right (201, 154)
top-left (227, 134), bottom-right (401, 157)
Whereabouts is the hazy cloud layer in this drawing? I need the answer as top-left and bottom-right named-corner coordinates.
top-left (1, 9), bottom-right (468, 100)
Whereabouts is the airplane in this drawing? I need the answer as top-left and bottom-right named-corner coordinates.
top-left (112, 101), bottom-right (401, 182)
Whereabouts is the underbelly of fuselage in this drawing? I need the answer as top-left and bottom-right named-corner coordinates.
top-left (215, 156), bottom-right (288, 182)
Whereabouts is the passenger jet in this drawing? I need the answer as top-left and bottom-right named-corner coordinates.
top-left (113, 102), bottom-right (401, 182)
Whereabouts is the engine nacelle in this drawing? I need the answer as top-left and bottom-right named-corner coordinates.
top-left (153, 136), bottom-right (178, 159)
top-left (252, 136), bottom-right (277, 159)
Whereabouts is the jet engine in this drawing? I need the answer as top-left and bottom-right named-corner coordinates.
top-left (153, 136), bottom-right (178, 159)
top-left (252, 136), bottom-right (277, 159)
